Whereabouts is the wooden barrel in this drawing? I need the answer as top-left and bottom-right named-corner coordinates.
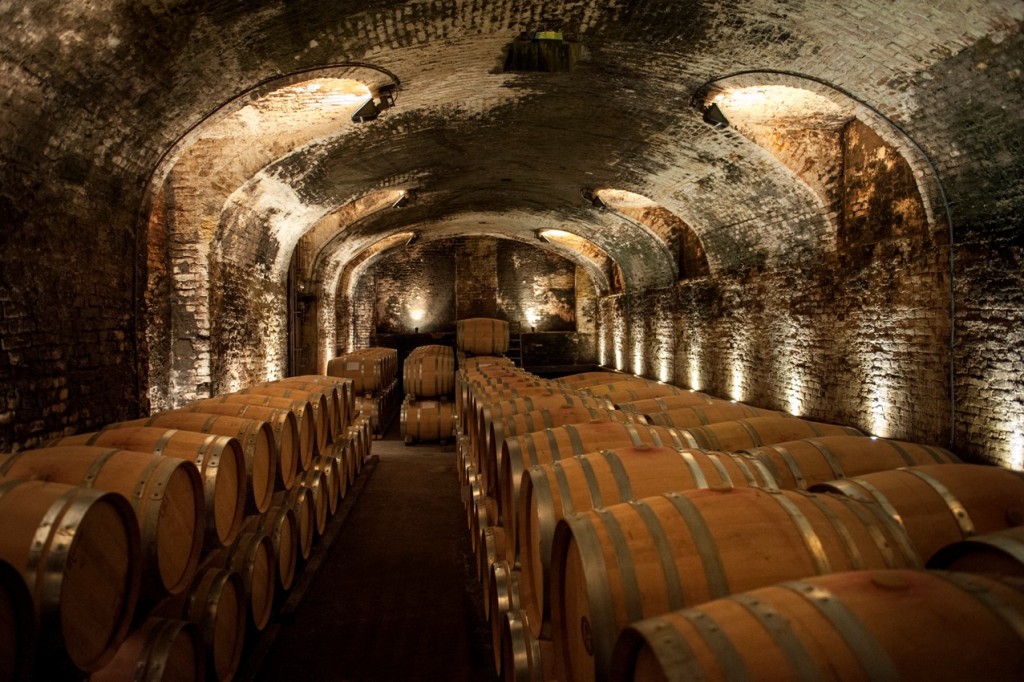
top-left (401, 398), bottom-right (456, 444)
top-left (262, 379), bottom-right (345, 443)
top-left (185, 401), bottom-right (300, 491)
top-left (274, 488), bottom-right (315, 562)
top-left (0, 558), bottom-right (35, 682)
top-left (644, 402), bottom-right (781, 427)
top-left (311, 456), bottom-right (341, 517)
top-left (1, 446), bottom-right (203, 599)
top-left (501, 609), bottom-right (555, 682)
top-left (460, 355), bottom-right (514, 371)
top-left (672, 415), bottom-right (863, 452)
top-left (811, 463), bottom-right (1024, 561)
top-left (518, 446), bottom-right (779, 638)
top-left (49, 426), bottom-right (247, 549)
top-left (239, 387), bottom-right (330, 458)
top-left (746, 435), bottom-right (961, 489)
top-left (457, 318), bottom-right (510, 355)
top-left (212, 532), bottom-right (275, 632)
top-left (113, 413), bottom-right (276, 515)
top-left (88, 617), bottom-right (203, 682)
top-left (323, 440), bottom-right (350, 499)
top-left (404, 345), bottom-right (455, 398)
top-left (499, 422), bottom-right (710, 542)
top-left (549, 487), bottom-right (921, 682)
top-left (327, 348), bottom-right (398, 394)
top-left (490, 561), bottom-right (521, 675)
top-left (929, 525), bottom-right (1024, 575)
top-left (478, 525), bottom-right (507, 587)
top-left (483, 405), bottom-right (645, 499)
top-left (204, 394), bottom-right (315, 473)
top-left (476, 393), bottom-right (614, 462)
top-left (248, 505), bottom-right (299, 592)
top-left (181, 568), bottom-right (245, 682)
top-left (553, 371), bottom-right (628, 388)
top-left (615, 392), bottom-right (716, 414)
top-left (580, 381), bottom-right (683, 403)
top-left (610, 569), bottom-right (1024, 682)
top-left (300, 468), bottom-right (329, 536)
top-left (0, 480), bottom-right (140, 675)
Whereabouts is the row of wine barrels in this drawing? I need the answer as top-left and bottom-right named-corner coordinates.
top-left (327, 347), bottom-right (398, 395)
top-left (579, 379), bottom-right (685, 404)
top-left (47, 426), bottom-right (247, 551)
top-left (403, 345), bottom-right (456, 398)
top-left (0, 479), bottom-right (141, 676)
top-left (113, 412), bottom-right (276, 516)
top-left (615, 391), bottom-right (716, 414)
top-left (457, 317), bottom-right (510, 355)
top-left (549, 486), bottom-right (922, 681)
top-left (356, 379), bottom-right (401, 437)
top-left (460, 355), bottom-right (515, 371)
top-left (401, 397), bottom-right (457, 444)
top-left (239, 385), bottom-right (331, 457)
top-left (610, 569), bottom-right (1024, 682)
top-left (643, 401), bottom-right (782, 427)
top-left (0, 446), bottom-right (204, 601)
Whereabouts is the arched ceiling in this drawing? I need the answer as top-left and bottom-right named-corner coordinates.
top-left (92, 0), bottom-right (1019, 296)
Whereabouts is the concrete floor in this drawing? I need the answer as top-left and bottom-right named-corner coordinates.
top-left (252, 420), bottom-right (497, 681)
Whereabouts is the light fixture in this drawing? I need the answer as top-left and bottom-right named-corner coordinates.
top-left (351, 98), bottom-right (379, 123)
top-left (701, 103), bottom-right (729, 129)
top-left (404, 232), bottom-right (418, 246)
top-left (580, 187), bottom-right (607, 211)
top-left (392, 193), bottom-right (410, 209)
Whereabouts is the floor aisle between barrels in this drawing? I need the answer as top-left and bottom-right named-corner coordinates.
top-left (252, 418), bottom-right (497, 682)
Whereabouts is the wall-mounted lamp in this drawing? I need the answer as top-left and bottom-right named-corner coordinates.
top-left (392, 190), bottom-right (417, 209)
top-left (701, 102), bottom-right (730, 129)
top-left (352, 98), bottom-right (379, 123)
top-left (405, 232), bottom-right (418, 246)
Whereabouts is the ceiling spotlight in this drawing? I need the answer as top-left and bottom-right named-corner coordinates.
top-left (701, 102), bottom-right (730, 130)
top-left (405, 233), bottom-right (418, 246)
top-left (392, 190), bottom-right (416, 208)
top-left (352, 98), bottom-right (379, 123)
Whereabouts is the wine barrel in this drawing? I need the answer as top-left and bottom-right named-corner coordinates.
top-left (182, 568), bottom-right (245, 682)
top-left (478, 525), bottom-right (507, 587)
top-left (48, 427), bottom-right (247, 549)
top-left (460, 355), bottom-right (514, 371)
top-left (615, 392), bottom-right (716, 414)
top-left (929, 525), bottom-right (1024, 575)
top-left (274, 488), bottom-right (315, 561)
top-left (211, 532), bottom-right (275, 632)
top-left (261, 379), bottom-right (345, 443)
top-left (490, 561), bottom-right (521, 675)
top-left (239, 387), bottom-right (331, 458)
top-left (549, 487), bottom-right (920, 682)
top-left (401, 398), bottom-right (456, 444)
top-left (611, 570), bottom-right (1024, 682)
top-left (644, 402), bottom-right (781, 427)
top-left (500, 422), bottom-right (707, 542)
top-left (327, 348), bottom-right (398, 394)
top-left (203, 394), bottom-right (315, 473)
top-left (184, 401), bottom-right (300, 491)
top-left (502, 609), bottom-right (555, 682)
top-left (457, 318), bottom-right (510, 355)
top-left (672, 415), bottom-right (863, 452)
top-left (580, 380), bottom-right (683, 403)
top-left (112, 413), bottom-right (276, 515)
top-left (811, 463), bottom-right (1024, 561)
top-left (483, 405), bottom-right (645, 500)
top-left (518, 446), bottom-right (779, 638)
top-left (0, 558), bottom-right (35, 682)
top-left (746, 435), bottom-right (961, 490)
top-left (279, 376), bottom-right (355, 435)
top-left (322, 439), bottom-right (350, 499)
top-left (404, 345), bottom-right (455, 398)
top-left (1, 446), bottom-right (203, 599)
top-left (88, 617), bottom-right (203, 682)
top-left (553, 371), bottom-right (628, 388)
top-left (247, 505), bottom-right (299, 592)
top-left (0, 480), bottom-right (140, 675)
top-left (311, 455), bottom-right (341, 517)
top-left (300, 468), bottom-right (329, 536)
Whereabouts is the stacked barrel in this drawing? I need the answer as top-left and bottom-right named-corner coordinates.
top-left (328, 348), bottom-right (400, 439)
top-left (401, 345), bottom-right (457, 445)
top-left (457, 317), bottom-right (510, 357)
top-left (456, 364), bottom-right (1024, 682)
top-left (0, 373), bottom-right (374, 681)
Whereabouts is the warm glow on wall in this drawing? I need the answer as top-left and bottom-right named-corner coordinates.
top-left (868, 381), bottom-right (891, 438)
top-left (614, 328), bottom-right (626, 371)
top-left (410, 308), bottom-right (425, 323)
top-left (1010, 427), bottom-right (1024, 471)
top-left (730, 359), bottom-right (745, 402)
top-left (598, 331), bottom-right (608, 367)
top-left (686, 341), bottom-right (703, 391)
top-left (525, 308), bottom-right (539, 328)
